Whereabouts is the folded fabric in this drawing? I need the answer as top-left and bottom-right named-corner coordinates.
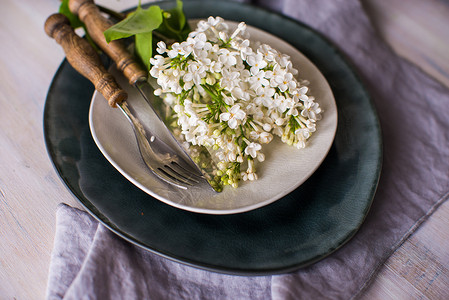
top-left (47, 204), bottom-right (272, 300)
top-left (263, 0), bottom-right (449, 299)
top-left (46, 0), bottom-right (449, 299)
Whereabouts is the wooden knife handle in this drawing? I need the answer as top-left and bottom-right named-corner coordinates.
top-left (44, 13), bottom-right (128, 107)
top-left (69, 0), bottom-right (148, 85)
top-left (45, 13), bottom-right (127, 107)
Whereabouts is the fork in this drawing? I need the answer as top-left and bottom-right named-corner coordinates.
top-left (45, 13), bottom-right (203, 188)
top-left (117, 101), bottom-right (202, 188)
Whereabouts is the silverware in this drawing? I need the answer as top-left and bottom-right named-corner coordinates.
top-left (117, 101), bottom-right (202, 188)
top-left (44, 13), bottom-right (203, 188)
top-left (67, 0), bottom-right (219, 191)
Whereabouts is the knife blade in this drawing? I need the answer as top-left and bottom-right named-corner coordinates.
top-left (69, 0), bottom-right (220, 191)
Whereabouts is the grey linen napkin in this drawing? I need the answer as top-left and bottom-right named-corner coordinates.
top-left (46, 0), bottom-right (449, 299)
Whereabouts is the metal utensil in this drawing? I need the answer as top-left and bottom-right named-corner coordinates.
top-left (44, 13), bottom-right (203, 188)
top-left (68, 0), bottom-right (219, 191)
top-left (117, 101), bottom-right (202, 188)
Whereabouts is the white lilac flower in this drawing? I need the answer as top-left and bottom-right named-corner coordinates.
top-left (222, 93), bottom-right (235, 105)
top-left (230, 22), bottom-right (247, 39)
top-left (149, 17), bottom-right (322, 190)
top-left (162, 93), bottom-right (176, 106)
top-left (207, 16), bottom-right (224, 27)
top-left (156, 41), bottom-right (167, 54)
top-left (244, 142), bottom-right (263, 161)
top-left (293, 137), bottom-right (306, 149)
top-left (276, 72), bottom-right (297, 92)
top-left (218, 48), bottom-right (238, 66)
top-left (209, 61), bottom-right (223, 73)
top-left (220, 69), bottom-right (240, 90)
top-left (244, 142), bottom-right (260, 158)
top-left (218, 31), bottom-right (228, 42)
top-left (246, 52), bottom-right (268, 75)
top-left (167, 42), bottom-right (182, 58)
top-left (254, 86), bottom-right (275, 106)
top-left (233, 39), bottom-right (253, 60)
top-left (298, 86), bottom-right (309, 95)
top-left (248, 70), bottom-right (269, 90)
top-left (246, 103), bottom-right (264, 120)
top-left (231, 87), bottom-right (250, 102)
top-left (266, 64), bottom-right (286, 87)
top-left (250, 130), bottom-right (273, 144)
top-left (149, 55), bottom-right (168, 77)
top-left (274, 94), bottom-right (294, 113)
top-left (192, 32), bottom-right (210, 49)
top-left (220, 104), bottom-right (246, 129)
top-left (259, 132), bottom-right (273, 144)
top-left (194, 49), bottom-right (212, 66)
top-left (303, 119), bottom-right (317, 131)
top-left (295, 127), bottom-right (312, 139)
top-left (183, 62), bottom-right (206, 86)
top-left (196, 16), bottom-right (221, 32)
top-left (241, 158), bottom-right (257, 181)
top-left (301, 101), bottom-right (322, 121)
top-left (258, 44), bottom-right (276, 62)
top-left (275, 52), bottom-right (291, 68)
top-left (286, 107), bottom-right (299, 117)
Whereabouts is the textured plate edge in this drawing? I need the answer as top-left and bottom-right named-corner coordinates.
top-left (42, 0), bottom-right (383, 275)
top-left (88, 21), bottom-right (338, 215)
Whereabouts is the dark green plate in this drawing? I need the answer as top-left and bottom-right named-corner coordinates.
top-left (44, 0), bottom-right (382, 275)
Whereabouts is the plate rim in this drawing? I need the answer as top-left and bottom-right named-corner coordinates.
top-left (88, 20), bottom-right (338, 215)
top-left (43, 0), bottom-right (382, 275)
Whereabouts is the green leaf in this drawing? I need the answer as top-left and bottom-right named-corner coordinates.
top-left (101, 0), bottom-right (190, 71)
top-left (135, 32), bottom-right (153, 69)
top-left (59, 0), bottom-right (101, 51)
top-left (59, 0), bottom-right (83, 28)
top-left (103, 5), bottom-right (163, 43)
top-left (167, 0), bottom-right (186, 31)
top-left (156, 0), bottom-right (190, 41)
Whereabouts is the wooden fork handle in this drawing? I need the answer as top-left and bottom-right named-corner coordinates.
top-left (45, 13), bottom-right (127, 107)
top-left (69, 0), bottom-right (148, 85)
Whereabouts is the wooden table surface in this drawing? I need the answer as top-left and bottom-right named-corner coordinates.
top-left (1, 0), bottom-right (448, 299)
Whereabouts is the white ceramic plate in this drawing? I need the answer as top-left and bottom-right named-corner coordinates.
top-left (89, 21), bottom-right (338, 215)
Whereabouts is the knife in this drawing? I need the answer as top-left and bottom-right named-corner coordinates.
top-left (68, 0), bottom-right (220, 191)
top-left (44, 13), bottom-right (128, 107)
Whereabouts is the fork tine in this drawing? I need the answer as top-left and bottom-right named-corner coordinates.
top-left (169, 161), bottom-right (204, 180)
top-left (168, 162), bottom-right (201, 183)
top-left (163, 164), bottom-right (199, 185)
top-left (157, 166), bottom-right (195, 186)
top-left (152, 168), bottom-right (190, 189)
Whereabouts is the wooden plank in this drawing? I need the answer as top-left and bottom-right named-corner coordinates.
top-left (0, 1), bottom-right (84, 299)
top-left (361, 266), bottom-right (428, 299)
top-left (387, 240), bottom-right (449, 299)
top-left (362, 201), bottom-right (449, 299)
